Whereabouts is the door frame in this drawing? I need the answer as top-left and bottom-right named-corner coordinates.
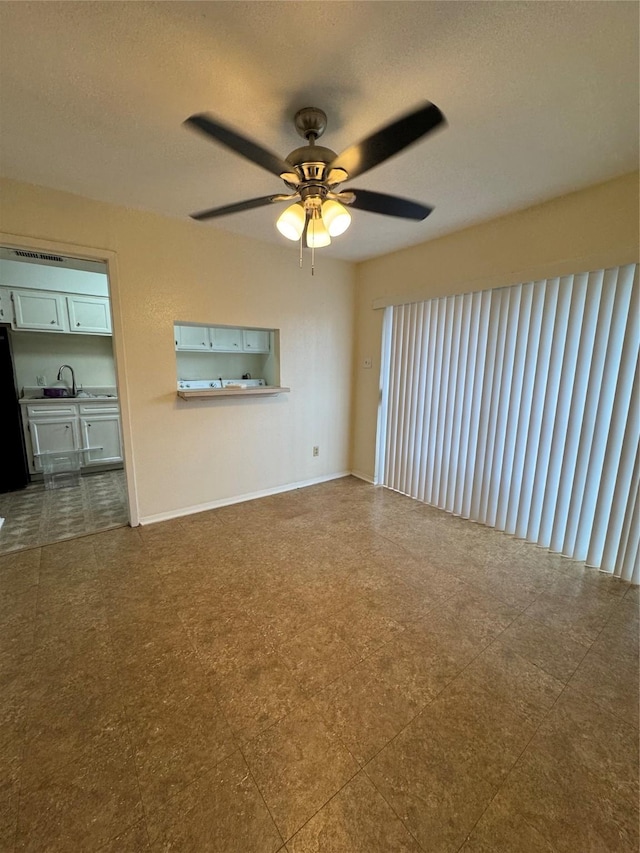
top-left (0, 230), bottom-right (140, 527)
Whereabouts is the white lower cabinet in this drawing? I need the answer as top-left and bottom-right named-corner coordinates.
top-left (29, 416), bottom-right (80, 472)
top-left (23, 401), bottom-right (123, 474)
top-left (80, 412), bottom-right (122, 465)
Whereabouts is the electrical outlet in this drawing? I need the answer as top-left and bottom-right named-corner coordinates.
top-left (313, 446), bottom-right (319, 457)
top-left (36, 375), bottom-right (46, 386)
top-left (363, 357), bottom-right (372, 369)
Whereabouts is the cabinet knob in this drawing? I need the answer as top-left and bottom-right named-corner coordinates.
top-left (76, 322), bottom-right (81, 327)
top-left (50, 320), bottom-right (56, 324)
top-left (65, 424), bottom-right (70, 429)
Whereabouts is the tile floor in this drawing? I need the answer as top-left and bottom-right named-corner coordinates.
top-left (0, 476), bottom-right (638, 852)
top-left (0, 470), bottom-right (128, 555)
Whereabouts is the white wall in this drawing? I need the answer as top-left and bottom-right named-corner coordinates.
top-left (0, 258), bottom-right (109, 295)
top-left (0, 177), bottom-right (355, 523)
top-left (10, 330), bottom-right (116, 391)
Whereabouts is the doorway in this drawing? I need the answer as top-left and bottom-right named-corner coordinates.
top-left (0, 239), bottom-right (135, 554)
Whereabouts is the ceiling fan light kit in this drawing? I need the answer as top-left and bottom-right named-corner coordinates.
top-left (185, 101), bottom-right (446, 269)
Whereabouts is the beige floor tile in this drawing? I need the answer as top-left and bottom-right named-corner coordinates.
top-left (495, 612), bottom-right (589, 682)
top-left (244, 701), bottom-right (359, 840)
top-left (126, 681), bottom-right (236, 811)
top-left (16, 728), bottom-right (143, 852)
top-left (568, 644), bottom-right (640, 728)
top-left (312, 656), bottom-right (426, 766)
top-left (497, 742), bottom-right (639, 852)
top-left (97, 819), bottom-right (151, 852)
top-left (215, 651), bottom-right (308, 743)
top-left (462, 559), bottom-right (547, 610)
top-left (415, 676), bottom-right (540, 786)
top-left (3, 478), bottom-right (635, 852)
top-left (323, 599), bottom-right (405, 657)
top-left (455, 641), bottom-right (564, 723)
top-left (0, 548), bottom-right (41, 595)
top-left (278, 621), bottom-right (364, 694)
top-left (22, 669), bottom-right (126, 780)
top-left (495, 685), bottom-right (639, 852)
top-left (624, 584), bottom-right (639, 605)
top-left (524, 589), bottom-right (619, 646)
top-left (0, 780), bottom-right (19, 853)
top-left (531, 686), bottom-right (639, 806)
top-left (287, 771), bottom-right (422, 852)
top-left (427, 585), bottom-right (519, 647)
top-left (590, 607), bottom-right (639, 664)
top-left (460, 794), bottom-right (557, 852)
top-left (365, 711), bottom-right (497, 853)
top-left (145, 750), bottom-right (282, 852)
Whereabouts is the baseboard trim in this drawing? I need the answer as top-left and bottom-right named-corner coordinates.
top-left (139, 470), bottom-right (352, 526)
top-left (350, 469), bottom-right (377, 485)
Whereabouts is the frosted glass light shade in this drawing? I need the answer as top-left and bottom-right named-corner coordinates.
top-left (322, 200), bottom-right (351, 236)
top-left (276, 203), bottom-right (305, 241)
top-left (307, 216), bottom-right (331, 248)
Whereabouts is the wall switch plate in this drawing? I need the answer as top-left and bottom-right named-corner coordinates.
top-left (36, 375), bottom-right (46, 386)
top-left (313, 446), bottom-right (319, 457)
top-left (363, 358), bottom-right (372, 369)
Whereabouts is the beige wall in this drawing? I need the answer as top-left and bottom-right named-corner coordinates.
top-left (1, 178), bottom-right (355, 522)
top-left (351, 172), bottom-right (640, 481)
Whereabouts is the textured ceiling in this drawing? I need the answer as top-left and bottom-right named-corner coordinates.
top-left (0, 1), bottom-right (638, 262)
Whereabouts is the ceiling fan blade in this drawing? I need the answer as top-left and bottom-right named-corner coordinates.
top-left (190, 194), bottom-right (295, 221)
top-left (185, 113), bottom-right (295, 180)
top-left (345, 188), bottom-right (433, 220)
top-left (328, 102), bottom-right (445, 181)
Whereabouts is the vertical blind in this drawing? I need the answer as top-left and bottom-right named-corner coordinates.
top-left (380, 264), bottom-right (639, 583)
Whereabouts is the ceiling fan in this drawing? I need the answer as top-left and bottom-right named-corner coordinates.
top-left (184, 101), bottom-right (446, 249)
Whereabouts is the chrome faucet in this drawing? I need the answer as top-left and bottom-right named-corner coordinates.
top-left (57, 364), bottom-right (77, 397)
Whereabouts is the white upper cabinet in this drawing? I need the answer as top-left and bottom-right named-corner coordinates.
top-left (174, 323), bottom-right (272, 354)
top-left (67, 295), bottom-right (112, 335)
top-left (242, 329), bottom-right (270, 353)
top-left (5, 287), bottom-right (112, 335)
top-left (0, 288), bottom-right (12, 323)
top-left (12, 289), bottom-right (67, 331)
top-left (210, 327), bottom-right (242, 351)
top-left (175, 325), bottom-right (211, 351)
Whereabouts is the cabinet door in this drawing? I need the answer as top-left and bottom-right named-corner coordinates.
top-left (80, 414), bottom-right (123, 465)
top-left (175, 325), bottom-right (210, 351)
top-left (0, 288), bottom-right (13, 324)
top-left (12, 290), bottom-right (67, 331)
top-left (67, 295), bottom-right (112, 335)
top-left (29, 417), bottom-right (79, 472)
top-left (242, 329), bottom-right (270, 353)
top-left (210, 326), bottom-right (242, 351)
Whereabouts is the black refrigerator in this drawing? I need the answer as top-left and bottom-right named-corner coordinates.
top-left (0, 325), bottom-right (30, 492)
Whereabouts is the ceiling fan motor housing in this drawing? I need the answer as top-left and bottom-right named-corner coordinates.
top-left (293, 107), bottom-right (328, 141)
top-left (286, 145), bottom-right (337, 180)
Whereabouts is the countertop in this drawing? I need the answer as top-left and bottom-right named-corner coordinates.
top-left (19, 394), bottom-right (119, 404)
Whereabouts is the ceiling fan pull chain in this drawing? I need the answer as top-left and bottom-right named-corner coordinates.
top-left (311, 220), bottom-right (315, 275)
top-left (299, 232), bottom-right (303, 268)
